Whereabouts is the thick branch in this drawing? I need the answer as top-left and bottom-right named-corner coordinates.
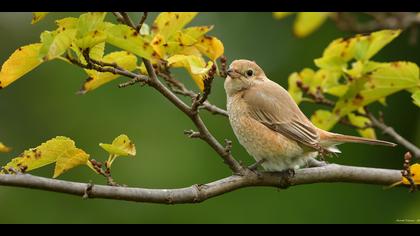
top-left (0, 164), bottom-right (405, 204)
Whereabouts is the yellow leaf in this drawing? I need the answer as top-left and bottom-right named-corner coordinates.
top-left (76, 30), bottom-right (107, 50)
top-left (273, 12), bottom-right (294, 20)
top-left (310, 109), bottom-right (336, 131)
top-left (1, 136), bottom-right (89, 178)
top-left (0, 44), bottom-right (43, 89)
top-left (412, 90), bottom-right (420, 107)
top-left (315, 30), bottom-right (401, 70)
top-left (76, 12), bottom-right (107, 38)
top-left (152, 12), bottom-right (198, 39)
top-left (294, 12), bottom-right (331, 38)
top-left (179, 25), bottom-right (214, 40)
top-left (287, 72), bottom-right (303, 104)
top-left (194, 36), bottom-right (224, 61)
top-left (104, 23), bottom-right (159, 60)
top-left (99, 134), bottom-right (136, 157)
top-left (347, 113), bottom-right (376, 139)
top-left (402, 164), bottom-right (420, 185)
top-left (31, 12), bottom-right (48, 24)
top-left (53, 144), bottom-right (89, 178)
top-left (167, 54), bottom-right (213, 91)
top-left (0, 142), bottom-right (11, 153)
top-left (79, 51), bottom-right (138, 93)
top-left (39, 29), bottom-right (77, 61)
top-left (55, 17), bottom-right (78, 29)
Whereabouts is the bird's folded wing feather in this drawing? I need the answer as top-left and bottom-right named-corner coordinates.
top-left (243, 80), bottom-right (320, 149)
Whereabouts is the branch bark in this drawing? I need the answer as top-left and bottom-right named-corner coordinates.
top-left (0, 164), bottom-right (403, 204)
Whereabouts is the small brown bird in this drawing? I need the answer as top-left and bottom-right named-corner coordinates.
top-left (224, 59), bottom-right (396, 171)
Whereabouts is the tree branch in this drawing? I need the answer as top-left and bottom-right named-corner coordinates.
top-left (368, 113), bottom-right (420, 159)
top-left (0, 164), bottom-right (406, 204)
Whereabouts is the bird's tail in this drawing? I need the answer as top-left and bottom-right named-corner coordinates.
top-left (319, 130), bottom-right (397, 147)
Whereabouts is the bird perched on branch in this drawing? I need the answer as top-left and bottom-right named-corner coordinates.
top-left (224, 59), bottom-right (396, 172)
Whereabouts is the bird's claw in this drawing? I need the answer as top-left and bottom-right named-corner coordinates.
top-left (278, 168), bottom-right (295, 189)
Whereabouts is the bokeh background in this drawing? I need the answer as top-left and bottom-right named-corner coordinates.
top-left (0, 12), bottom-right (419, 223)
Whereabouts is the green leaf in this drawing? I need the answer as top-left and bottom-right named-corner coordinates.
top-left (39, 29), bottom-right (77, 61)
top-left (293, 12), bottom-right (331, 38)
top-left (412, 89), bottom-right (420, 107)
top-left (167, 54), bottom-right (214, 91)
top-left (151, 12), bottom-right (198, 39)
top-left (79, 51), bottom-right (138, 94)
top-left (31, 12), bottom-right (48, 24)
top-left (104, 23), bottom-right (158, 60)
top-left (1, 136), bottom-right (89, 178)
top-left (0, 43), bottom-right (43, 89)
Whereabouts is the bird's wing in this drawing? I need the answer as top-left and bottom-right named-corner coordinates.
top-left (243, 80), bottom-right (320, 149)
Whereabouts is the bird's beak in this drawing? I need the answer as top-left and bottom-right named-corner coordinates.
top-left (227, 69), bottom-right (241, 79)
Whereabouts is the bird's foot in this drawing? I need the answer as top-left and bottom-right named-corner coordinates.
top-left (278, 168), bottom-right (295, 189)
top-left (307, 158), bottom-right (328, 168)
top-left (247, 159), bottom-right (266, 178)
top-left (248, 159), bottom-right (266, 171)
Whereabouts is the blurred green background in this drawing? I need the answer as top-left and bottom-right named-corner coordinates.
top-left (0, 12), bottom-right (419, 223)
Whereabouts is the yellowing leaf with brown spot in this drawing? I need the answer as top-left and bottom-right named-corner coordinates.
top-left (1, 136), bottom-right (89, 178)
top-left (294, 12), bottom-right (331, 38)
top-left (194, 36), bottom-right (224, 61)
top-left (0, 43), bottom-right (43, 89)
top-left (31, 12), bottom-right (48, 24)
top-left (402, 164), bottom-right (420, 185)
top-left (104, 23), bottom-right (158, 60)
top-left (152, 12), bottom-right (198, 39)
top-left (167, 54), bottom-right (213, 91)
top-left (151, 33), bottom-right (167, 58)
top-left (0, 142), bottom-right (11, 153)
top-left (79, 51), bottom-right (137, 93)
top-left (315, 30), bottom-right (401, 70)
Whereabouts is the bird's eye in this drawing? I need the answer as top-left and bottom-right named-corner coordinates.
top-left (246, 69), bottom-right (254, 77)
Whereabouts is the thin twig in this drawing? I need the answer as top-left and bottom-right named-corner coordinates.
top-left (136, 12), bottom-right (148, 33)
top-left (119, 12), bottom-right (136, 28)
top-left (368, 112), bottom-right (420, 159)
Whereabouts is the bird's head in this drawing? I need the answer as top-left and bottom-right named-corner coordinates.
top-left (224, 59), bottom-right (266, 96)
